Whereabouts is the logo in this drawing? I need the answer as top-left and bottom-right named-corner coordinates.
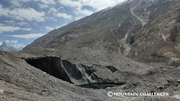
top-left (107, 91), bottom-right (113, 97)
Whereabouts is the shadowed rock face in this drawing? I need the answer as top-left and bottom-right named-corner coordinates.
top-left (25, 57), bottom-right (82, 84)
top-left (25, 57), bottom-right (125, 88)
top-left (106, 66), bottom-right (118, 73)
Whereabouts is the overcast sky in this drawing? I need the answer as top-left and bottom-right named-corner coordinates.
top-left (0, 0), bottom-right (125, 48)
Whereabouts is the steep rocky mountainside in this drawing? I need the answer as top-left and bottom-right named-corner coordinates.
top-left (1, 0), bottom-right (180, 100)
top-left (0, 42), bottom-right (17, 52)
top-left (128, 0), bottom-right (180, 65)
top-left (25, 0), bottom-right (180, 65)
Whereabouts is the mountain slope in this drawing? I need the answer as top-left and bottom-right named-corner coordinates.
top-left (25, 0), bottom-right (180, 65)
top-left (25, 0), bottom-right (142, 65)
top-left (2, 0), bottom-right (180, 100)
top-left (128, 0), bottom-right (180, 65)
top-left (25, 0), bottom-right (141, 49)
top-left (0, 42), bottom-right (17, 52)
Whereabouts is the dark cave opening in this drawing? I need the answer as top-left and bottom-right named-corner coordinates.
top-left (25, 57), bottom-right (123, 89)
top-left (25, 57), bottom-right (75, 84)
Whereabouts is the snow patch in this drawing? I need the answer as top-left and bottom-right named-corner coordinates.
top-left (0, 89), bottom-right (3, 94)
